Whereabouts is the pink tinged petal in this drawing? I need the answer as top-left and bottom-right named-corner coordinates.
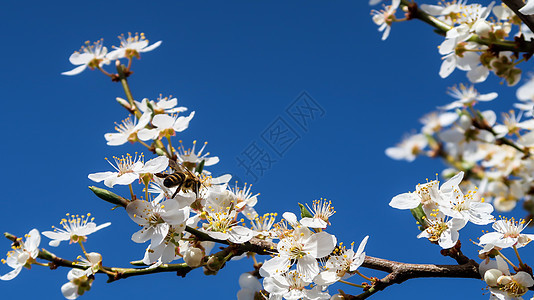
top-left (105, 133), bottom-right (128, 146)
top-left (519, 0), bottom-right (534, 15)
top-left (61, 65), bottom-right (87, 76)
top-left (227, 226), bottom-right (254, 243)
top-left (126, 200), bottom-right (151, 225)
top-left (142, 156), bottom-right (169, 173)
top-left (173, 111), bottom-right (195, 132)
top-left (61, 282), bottom-right (79, 300)
top-left (137, 128), bottom-right (158, 141)
top-left (297, 255), bottom-right (320, 281)
top-left (0, 266), bottom-right (22, 281)
top-left (88, 171), bottom-right (116, 183)
top-left (259, 256), bottom-right (291, 278)
top-left (389, 193), bottom-right (420, 209)
top-left (141, 41), bottom-right (162, 52)
top-left (152, 114), bottom-right (175, 129)
top-left (303, 231), bottom-right (337, 258)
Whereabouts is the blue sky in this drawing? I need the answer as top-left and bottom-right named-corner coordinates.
top-left (0, 1), bottom-right (528, 299)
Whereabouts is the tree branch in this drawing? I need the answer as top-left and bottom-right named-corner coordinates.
top-left (502, 0), bottom-right (534, 34)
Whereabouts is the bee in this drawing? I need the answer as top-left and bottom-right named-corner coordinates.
top-left (155, 159), bottom-right (202, 199)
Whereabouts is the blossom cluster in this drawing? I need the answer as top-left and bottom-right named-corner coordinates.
top-left (386, 82), bottom-right (534, 217)
top-left (392, 173), bottom-right (534, 299)
top-left (371, 0), bottom-right (534, 85)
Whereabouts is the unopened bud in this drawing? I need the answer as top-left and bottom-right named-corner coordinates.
top-left (205, 255), bottom-right (225, 272)
top-left (475, 21), bottom-right (492, 37)
top-left (330, 294), bottom-right (345, 300)
top-left (183, 247), bottom-right (203, 268)
top-left (484, 269), bottom-right (503, 287)
top-left (116, 97), bottom-right (132, 110)
top-left (238, 273), bottom-right (262, 290)
top-left (155, 148), bottom-right (166, 156)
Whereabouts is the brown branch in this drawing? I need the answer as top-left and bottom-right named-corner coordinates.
top-left (502, 0), bottom-right (534, 34)
top-left (354, 256), bottom-right (480, 299)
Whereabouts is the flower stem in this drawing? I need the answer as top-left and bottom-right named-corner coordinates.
top-left (339, 279), bottom-right (365, 288)
top-left (138, 139), bottom-right (151, 149)
top-left (129, 184), bottom-right (135, 200)
top-left (166, 135), bottom-right (174, 156)
top-left (513, 245), bottom-right (526, 269)
top-left (498, 251), bottom-right (518, 269)
top-left (78, 241), bottom-right (87, 256)
top-left (116, 62), bottom-right (141, 119)
top-left (355, 269), bottom-right (373, 281)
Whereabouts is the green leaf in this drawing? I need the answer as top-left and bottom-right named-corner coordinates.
top-left (410, 204), bottom-right (427, 231)
top-left (299, 203), bottom-right (313, 218)
top-left (196, 159), bottom-right (206, 174)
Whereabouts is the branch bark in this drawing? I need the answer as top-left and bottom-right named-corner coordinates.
top-left (502, 0), bottom-right (534, 34)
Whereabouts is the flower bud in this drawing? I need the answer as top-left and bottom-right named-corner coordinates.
top-left (238, 273), bottom-right (262, 290)
top-left (475, 21), bottom-right (492, 37)
top-left (330, 294), bottom-right (345, 300)
top-left (116, 97), bottom-right (132, 110)
top-left (183, 247), bottom-right (203, 268)
top-left (484, 269), bottom-right (503, 287)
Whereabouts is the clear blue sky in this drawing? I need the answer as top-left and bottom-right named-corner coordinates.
top-left (0, 1), bottom-right (527, 299)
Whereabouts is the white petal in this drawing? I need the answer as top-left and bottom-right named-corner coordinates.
top-left (519, 0), bottom-right (534, 15)
top-left (141, 41), bottom-right (162, 52)
top-left (389, 193), bottom-right (420, 209)
top-left (0, 266), bottom-right (22, 281)
top-left (303, 231), bottom-right (337, 258)
top-left (61, 65), bottom-right (87, 76)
